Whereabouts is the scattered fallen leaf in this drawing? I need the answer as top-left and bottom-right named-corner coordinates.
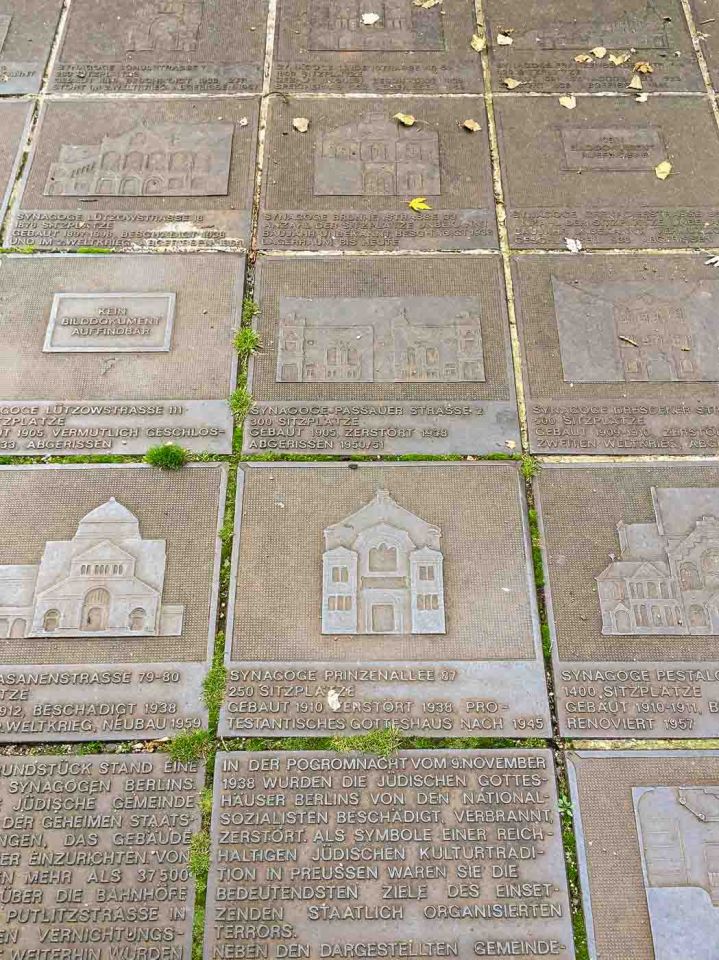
top-left (361, 12), bottom-right (380, 24)
top-left (590, 45), bottom-right (607, 58)
top-left (497, 32), bottom-right (514, 45)
top-left (327, 689), bottom-right (341, 711)
top-left (565, 237), bottom-right (583, 253)
top-left (559, 94), bottom-right (577, 109)
top-left (628, 74), bottom-right (643, 90)
top-left (634, 60), bottom-right (654, 73)
top-left (618, 335), bottom-right (639, 346)
top-left (608, 51), bottom-right (631, 65)
top-left (503, 77), bottom-right (523, 88)
top-left (705, 255), bottom-right (719, 266)
top-left (408, 196), bottom-right (432, 211)
top-left (471, 32), bottom-right (486, 52)
top-left (635, 92), bottom-right (649, 102)
top-left (292, 117), bottom-right (309, 132)
top-left (413, 0), bottom-right (441, 6)
top-left (238, 117), bottom-right (248, 126)
top-left (655, 160), bottom-right (672, 180)
top-left (574, 53), bottom-right (593, 63)
top-left (505, 439), bottom-right (517, 450)
top-left (462, 118), bottom-right (481, 132)
top-left (393, 112), bottom-right (416, 126)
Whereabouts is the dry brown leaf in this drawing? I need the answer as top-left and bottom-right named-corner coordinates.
top-left (393, 112), bottom-right (416, 126)
top-left (292, 117), bottom-right (309, 132)
top-left (634, 60), bottom-right (654, 73)
top-left (655, 160), bottom-right (672, 180)
top-left (590, 45), bottom-right (607, 58)
top-left (471, 32), bottom-right (486, 52)
top-left (462, 118), bottom-right (481, 132)
top-left (635, 92), bottom-right (649, 103)
top-left (497, 32), bottom-right (514, 45)
top-left (608, 51), bottom-right (631, 65)
top-left (628, 74), bottom-right (643, 90)
top-left (574, 53), bottom-right (593, 63)
top-left (559, 95), bottom-right (577, 109)
top-left (413, 0), bottom-right (441, 6)
top-left (503, 77), bottom-right (523, 88)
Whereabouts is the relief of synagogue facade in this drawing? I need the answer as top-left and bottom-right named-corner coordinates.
top-left (0, 497), bottom-right (184, 639)
top-left (309, 0), bottom-right (444, 51)
top-left (322, 489), bottom-right (446, 636)
top-left (126, 1), bottom-right (204, 52)
top-left (533, 2), bottom-right (670, 50)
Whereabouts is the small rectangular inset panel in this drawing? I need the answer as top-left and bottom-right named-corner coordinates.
top-left (0, 102), bottom-right (31, 224)
top-left (514, 255), bottom-right (719, 455)
top-left (51, 0), bottom-right (267, 93)
top-left (568, 750), bottom-right (719, 960)
top-left (484, 0), bottom-right (701, 93)
top-left (206, 750), bottom-right (575, 959)
top-left (0, 254), bottom-right (239, 455)
top-left (0, 463), bottom-right (225, 741)
top-left (245, 256), bottom-right (519, 456)
top-left (259, 98), bottom-right (497, 250)
top-left (8, 98), bottom-right (258, 251)
top-left (537, 462), bottom-right (719, 738)
top-left (272, 0), bottom-right (483, 92)
top-left (0, 0), bottom-right (64, 93)
top-left (221, 462), bottom-right (550, 738)
top-left (496, 97), bottom-right (719, 248)
top-left (1, 754), bottom-right (203, 950)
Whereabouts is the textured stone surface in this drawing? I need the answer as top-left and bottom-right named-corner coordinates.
top-left (0, 463), bottom-right (225, 741)
top-left (244, 255), bottom-right (519, 455)
top-left (0, 101), bottom-right (31, 223)
top-left (0, 0), bottom-right (64, 92)
top-left (221, 462), bottom-right (550, 738)
top-left (206, 749), bottom-right (576, 959)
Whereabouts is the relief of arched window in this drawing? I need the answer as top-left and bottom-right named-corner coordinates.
top-left (702, 550), bottom-right (719, 575)
top-left (82, 587), bottom-right (110, 632)
top-left (680, 561), bottom-right (702, 589)
top-left (369, 543), bottom-right (398, 572)
top-left (129, 608), bottom-right (147, 632)
top-left (689, 604), bottom-right (709, 628)
top-left (147, 151), bottom-right (165, 172)
top-left (43, 609), bottom-right (60, 632)
top-left (124, 151), bottom-right (144, 172)
top-left (101, 151), bottom-right (120, 171)
top-left (615, 609), bottom-right (631, 632)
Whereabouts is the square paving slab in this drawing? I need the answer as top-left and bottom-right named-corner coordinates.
top-left (0, 462), bottom-right (225, 742)
top-left (537, 461), bottom-right (719, 738)
top-left (0, 253), bottom-right (240, 456)
top-left (0, 101), bottom-right (31, 224)
top-left (221, 462), bottom-right (550, 738)
top-left (692, 0), bottom-right (719, 89)
top-left (484, 0), bottom-right (702, 93)
top-left (206, 749), bottom-right (575, 959)
top-left (513, 254), bottom-right (719, 455)
top-left (568, 750), bottom-right (719, 960)
top-left (51, 0), bottom-right (268, 93)
top-left (0, 754), bottom-right (203, 952)
top-left (271, 0), bottom-right (483, 93)
top-left (496, 96), bottom-right (719, 248)
top-left (7, 97), bottom-right (259, 251)
top-left (0, 0), bottom-right (64, 93)
top-left (259, 97), bottom-right (497, 251)
top-left (244, 255), bottom-right (519, 456)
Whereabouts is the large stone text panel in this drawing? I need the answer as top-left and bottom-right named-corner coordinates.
top-left (0, 0), bottom-right (64, 93)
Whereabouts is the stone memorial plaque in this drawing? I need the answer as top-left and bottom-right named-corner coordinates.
top-left (205, 749), bottom-right (576, 960)
top-left (484, 0), bottom-right (701, 93)
top-left (513, 254), bottom-right (719, 455)
top-left (0, 254), bottom-right (239, 455)
top-left (271, 0), bottom-right (483, 93)
top-left (496, 97), bottom-right (719, 248)
top-left (0, 753), bottom-right (203, 957)
top-left (0, 462), bottom-right (225, 742)
top-left (221, 462), bottom-right (551, 738)
top-left (568, 749), bottom-right (719, 960)
top-left (51, 0), bottom-right (268, 93)
top-left (537, 462), bottom-right (719, 738)
top-left (693, 0), bottom-right (719, 89)
top-left (0, 102), bottom-right (31, 225)
top-left (243, 256), bottom-right (519, 455)
top-left (0, 0), bottom-right (64, 93)
top-left (7, 98), bottom-right (259, 251)
top-left (259, 98), bottom-right (497, 251)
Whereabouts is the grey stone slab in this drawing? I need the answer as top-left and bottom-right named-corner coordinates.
top-left (8, 98), bottom-right (259, 251)
top-left (0, 0), bottom-right (64, 93)
top-left (243, 256), bottom-right (519, 456)
top-left (0, 753), bottom-right (203, 951)
top-left (0, 254), bottom-right (239, 455)
top-left (220, 462), bottom-right (551, 738)
top-left (513, 254), bottom-right (719, 455)
top-left (271, 0), bottom-right (483, 92)
top-left (496, 96), bottom-right (719, 249)
top-left (0, 101), bottom-right (31, 225)
top-left (259, 97), bottom-right (498, 251)
top-left (568, 750), bottom-right (719, 960)
top-left (205, 749), bottom-right (575, 960)
top-left (537, 462), bottom-right (719, 739)
top-left (50, 0), bottom-right (267, 93)
top-left (485, 0), bottom-right (702, 93)
top-left (692, 0), bottom-right (719, 90)
top-left (0, 462), bottom-right (225, 742)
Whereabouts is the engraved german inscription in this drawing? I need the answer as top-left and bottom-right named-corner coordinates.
top-left (46, 292), bottom-right (175, 352)
top-left (559, 127), bottom-right (666, 171)
top-left (0, 753), bottom-right (202, 958)
top-left (221, 462), bottom-right (550, 738)
top-left (0, 0), bottom-right (65, 93)
top-left (205, 749), bottom-right (576, 960)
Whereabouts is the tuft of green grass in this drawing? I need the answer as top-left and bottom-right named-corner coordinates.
top-left (234, 326), bottom-right (262, 359)
top-left (228, 387), bottom-right (253, 422)
top-left (241, 297), bottom-right (260, 326)
top-left (144, 442), bottom-right (189, 471)
top-left (521, 454), bottom-right (540, 481)
top-left (198, 787), bottom-right (214, 818)
top-left (76, 741), bottom-right (104, 755)
top-left (165, 729), bottom-right (213, 763)
top-left (188, 830), bottom-right (210, 890)
top-left (331, 725), bottom-right (404, 757)
top-left (528, 507), bottom-right (545, 590)
top-left (203, 639), bottom-right (227, 732)
top-left (76, 246), bottom-right (114, 254)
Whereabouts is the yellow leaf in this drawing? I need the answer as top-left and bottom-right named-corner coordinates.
top-left (608, 51), bottom-right (631, 65)
top-left (462, 118), bottom-right (481, 132)
top-left (590, 46), bottom-right (607, 58)
top-left (471, 32), bottom-right (486, 52)
top-left (393, 112), bottom-right (416, 126)
top-left (497, 32), bottom-right (514, 45)
top-left (559, 95), bottom-right (577, 109)
top-left (361, 12), bottom-right (380, 24)
top-left (413, 0), bottom-right (441, 6)
top-left (655, 160), bottom-right (672, 180)
top-left (634, 60), bottom-right (654, 73)
top-left (408, 197), bottom-right (432, 211)
top-left (292, 117), bottom-right (309, 132)
top-left (628, 74), bottom-right (643, 90)
top-left (574, 53), bottom-right (593, 63)
top-left (503, 77), bottom-right (523, 88)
